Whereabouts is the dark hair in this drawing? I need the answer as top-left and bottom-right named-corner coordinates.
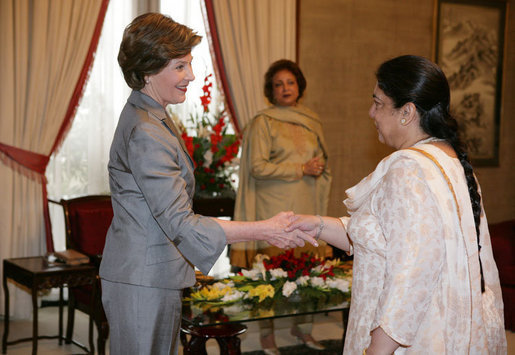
top-left (376, 55), bottom-right (482, 255)
top-left (263, 59), bottom-right (307, 104)
top-left (118, 13), bottom-right (201, 90)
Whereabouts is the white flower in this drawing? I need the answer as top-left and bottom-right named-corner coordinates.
top-left (282, 281), bottom-right (297, 297)
top-left (312, 265), bottom-right (324, 273)
top-left (212, 282), bottom-right (227, 290)
top-left (310, 277), bottom-right (326, 288)
top-left (221, 289), bottom-right (245, 302)
top-left (241, 268), bottom-right (261, 281)
top-left (296, 275), bottom-right (310, 286)
top-left (224, 280), bottom-right (235, 288)
top-left (269, 268), bottom-right (288, 280)
top-left (325, 278), bottom-right (350, 293)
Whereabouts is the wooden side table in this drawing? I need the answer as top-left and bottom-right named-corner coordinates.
top-left (2, 256), bottom-right (97, 354)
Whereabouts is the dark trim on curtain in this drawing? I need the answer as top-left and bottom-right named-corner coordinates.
top-left (203, 0), bottom-right (241, 134)
top-left (45, 0), bottom-right (110, 252)
top-left (0, 143), bottom-right (49, 175)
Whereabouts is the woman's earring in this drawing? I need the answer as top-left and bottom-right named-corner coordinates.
top-left (401, 118), bottom-right (406, 124)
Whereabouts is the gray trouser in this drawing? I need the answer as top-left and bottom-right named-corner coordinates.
top-left (101, 279), bottom-right (182, 355)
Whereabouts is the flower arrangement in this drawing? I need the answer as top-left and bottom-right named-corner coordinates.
top-left (168, 74), bottom-right (240, 197)
top-left (187, 251), bottom-right (352, 309)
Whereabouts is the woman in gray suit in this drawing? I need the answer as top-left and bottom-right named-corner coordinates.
top-left (99, 13), bottom-right (317, 355)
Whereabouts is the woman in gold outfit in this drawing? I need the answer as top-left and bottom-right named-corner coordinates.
top-left (231, 59), bottom-right (332, 353)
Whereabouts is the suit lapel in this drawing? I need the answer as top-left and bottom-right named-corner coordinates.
top-left (128, 91), bottom-right (195, 168)
top-left (161, 113), bottom-right (187, 154)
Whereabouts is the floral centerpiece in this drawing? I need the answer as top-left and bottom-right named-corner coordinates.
top-left (168, 74), bottom-right (240, 197)
top-left (186, 251), bottom-right (352, 311)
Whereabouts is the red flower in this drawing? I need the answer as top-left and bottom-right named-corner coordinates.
top-left (200, 74), bottom-right (214, 112)
top-left (174, 73), bottom-right (240, 196)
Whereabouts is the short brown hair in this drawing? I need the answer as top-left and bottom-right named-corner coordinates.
top-left (263, 59), bottom-right (307, 104)
top-left (118, 13), bottom-right (201, 90)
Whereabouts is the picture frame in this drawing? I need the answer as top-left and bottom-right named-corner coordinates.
top-left (434, 0), bottom-right (507, 166)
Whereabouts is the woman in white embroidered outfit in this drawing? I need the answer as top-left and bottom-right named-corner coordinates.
top-left (290, 55), bottom-right (506, 354)
top-left (230, 59), bottom-right (332, 353)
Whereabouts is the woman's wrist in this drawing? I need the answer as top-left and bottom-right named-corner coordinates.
top-left (315, 215), bottom-right (325, 240)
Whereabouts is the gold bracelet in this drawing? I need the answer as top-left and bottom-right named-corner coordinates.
top-left (363, 348), bottom-right (367, 355)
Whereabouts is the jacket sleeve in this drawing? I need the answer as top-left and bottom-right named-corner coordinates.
top-left (127, 119), bottom-right (226, 275)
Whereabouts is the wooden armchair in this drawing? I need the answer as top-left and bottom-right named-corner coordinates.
top-left (60, 195), bottom-right (113, 354)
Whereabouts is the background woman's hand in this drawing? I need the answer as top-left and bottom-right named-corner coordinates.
top-left (265, 211), bottom-right (319, 249)
top-left (302, 157), bottom-right (325, 176)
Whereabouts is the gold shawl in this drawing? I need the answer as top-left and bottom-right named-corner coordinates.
top-left (230, 105), bottom-right (332, 268)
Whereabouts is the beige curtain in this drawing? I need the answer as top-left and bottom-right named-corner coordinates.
top-left (136, 0), bottom-right (159, 14)
top-left (0, 0), bottom-right (106, 319)
top-left (210, 0), bottom-right (296, 130)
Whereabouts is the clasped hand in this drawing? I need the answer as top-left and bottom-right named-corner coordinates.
top-left (303, 156), bottom-right (325, 177)
top-left (264, 212), bottom-right (320, 249)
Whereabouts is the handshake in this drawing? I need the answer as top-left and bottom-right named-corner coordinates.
top-left (220, 212), bottom-right (341, 251)
top-left (259, 211), bottom-right (325, 250)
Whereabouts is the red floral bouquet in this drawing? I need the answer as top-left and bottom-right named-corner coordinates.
top-left (263, 250), bottom-right (336, 281)
top-left (172, 74), bottom-right (240, 197)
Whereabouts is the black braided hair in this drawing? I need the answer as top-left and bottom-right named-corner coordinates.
top-left (376, 55), bottom-right (483, 286)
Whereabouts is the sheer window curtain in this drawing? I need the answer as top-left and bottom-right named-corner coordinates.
top-left (204, 0), bottom-right (297, 131)
top-left (0, 0), bottom-right (108, 319)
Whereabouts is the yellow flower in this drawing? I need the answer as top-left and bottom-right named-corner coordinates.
top-left (248, 284), bottom-right (275, 302)
top-left (191, 285), bottom-right (232, 301)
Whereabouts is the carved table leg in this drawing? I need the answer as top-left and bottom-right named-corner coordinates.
top-left (183, 335), bottom-right (208, 355)
top-left (216, 335), bottom-right (242, 355)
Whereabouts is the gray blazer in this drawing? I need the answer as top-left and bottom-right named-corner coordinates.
top-left (99, 90), bottom-right (226, 290)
